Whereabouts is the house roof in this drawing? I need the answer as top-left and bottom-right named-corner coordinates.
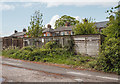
top-left (42, 28), bottom-right (54, 33)
top-left (95, 21), bottom-right (108, 28)
top-left (54, 21), bottom-right (108, 32)
top-left (54, 26), bottom-right (74, 32)
top-left (10, 32), bottom-right (26, 37)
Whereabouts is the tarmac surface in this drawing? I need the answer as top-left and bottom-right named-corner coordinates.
top-left (1, 56), bottom-right (120, 83)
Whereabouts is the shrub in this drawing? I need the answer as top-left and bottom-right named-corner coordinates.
top-left (88, 60), bottom-right (97, 68)
top-left (43, 41), bottom-right (62, 49)
top-left (96, 38), bottom-right (120, 74)
top-left (12, 50), bottom-right (30, 60)
top-left (97, 5), bottom-right (120, 74)
top-left (21, 46), bottom-right (34, 51)
top-left (2, 47), bottom-right (19, 57)
top-left (2, 43), bottom-right (96, 71)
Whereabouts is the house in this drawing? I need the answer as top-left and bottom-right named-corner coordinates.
top-left (2, 28), bottom-right (27, 49)
top-left (95, 21), bottom-right (108, 32)
top-left (42, 21), bottom-right (108, 37)
top-left (7, 21), bottom-right (108, 38)
top-left (10, 28), bottom-right (28, 38)
top-left (42, 24), bottom-right (55, 36)
top-left (42, 22), bottom-right (74, 37)
top-left (54, 22), bottom-right (74, 36)
top-left (53, 21), bottom-right (108, 35)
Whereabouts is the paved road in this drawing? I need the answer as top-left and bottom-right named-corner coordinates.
top-left (1, 56), bottom-right (120, 82)
top-left (2, 65), bottom-right (75, 82)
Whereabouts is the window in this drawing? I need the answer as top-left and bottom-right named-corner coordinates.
top-left (71, 31), bottom-right (74, 35)
top-left (52, 33), bottom-right (55, 36)
top-left (47, 33), bottom-right (50, 36)
top-left (44, 34), bottom-right (46, 36)
top-left (67, 32), bottom-right (69, 35)
top-left (61, 32), bottom-right (65, 35)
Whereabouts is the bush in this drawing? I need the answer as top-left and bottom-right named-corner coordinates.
top-left (43, 41), bottom-right (62, 49)
top-left (2, 47), bottom-right (19, 57)
top-left (96, 38), bottom-right (120, 74)
top-left (88, 60), bottom-right (97, 68)
top-left (2, 45), bottom-right (96, 71)
top-left (97, 6), bottom-right (120, 74)
top-left (11, 50), bottom-right (30, 60)
top-left (21, 46), bottom-right (34, 51)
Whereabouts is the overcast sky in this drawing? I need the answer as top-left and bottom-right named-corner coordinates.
top-left (0, 0), bottom-right (119, 37)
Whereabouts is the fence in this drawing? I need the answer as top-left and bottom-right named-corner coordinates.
top-left (2, 37), bottom-right (23, 49)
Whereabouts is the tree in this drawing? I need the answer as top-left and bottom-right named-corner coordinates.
top-left (103, 7), bottom-right (120, 39)
top-left (96, 5), bottom-right (120, 74)
top-left (73, 18), bottom-right (97, 35)
top-left (55, 15), bottom-right (79, 29)
top-left (28, 10), bottom-right (43, 37)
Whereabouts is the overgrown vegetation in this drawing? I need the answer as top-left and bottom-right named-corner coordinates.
top-left (2, 5), bottom-right (120, 74)
top-left (95, 5), bottom-right (120, 74)
top-left (27, 10), bottom-right (43, 37)
top-left (73, 18), bottom-right (98, 35)
top-left (2, 41), bottom-right (96, 69)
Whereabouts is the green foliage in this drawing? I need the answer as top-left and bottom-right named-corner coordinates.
top-left (87, 60), bottom-right (97, 68)
top-left (102, 15), bottom-right (120, 39)
top-left (103, 5), bottom-right (120, 39)
top-left (27, 10), bottom-right (43, 37)
top-left (73, 18), bottom-right (98, 35)
top-left (96, 5), bottom-right (120, 74)
top-left (21, 46), bottom-right (34, 51)
top-left (43, 41), bottom-right (62, 49)
top-left (2, 47), bottom-right (19, 57)
top-left (55, 15), bottom-right (79, 29)
top-left (63, 36), bottom-right (75, 52)
top-left (2, 45), bottom-right (95, 69)
top-left (96, 38), bottom-right (120, 74)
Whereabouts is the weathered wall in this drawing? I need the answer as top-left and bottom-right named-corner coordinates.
top-left (2, 37), bottom-right (23, 49)
top-left (73, 35), bottom-right (101, 56)
top-left (2, 35), bottom-right (103, 56)
top-left (2, 37), bottom-right (12, 49)
top-left (23, 34), bottom-right (103, 56)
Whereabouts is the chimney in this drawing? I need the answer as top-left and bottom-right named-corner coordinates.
top-left (14, 30), bottom-right (17, 33)
top-left (23, 28), bottom-right (27, 32)
top-left (47, 24), bottom-right (51, 29)
top-left (65, 22), bottom-right (70, 27)
top-left (84, 18), bottom-right (88, 22)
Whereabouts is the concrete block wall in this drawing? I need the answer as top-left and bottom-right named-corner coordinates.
top-left (73, 35), bottom-right (101, 56)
